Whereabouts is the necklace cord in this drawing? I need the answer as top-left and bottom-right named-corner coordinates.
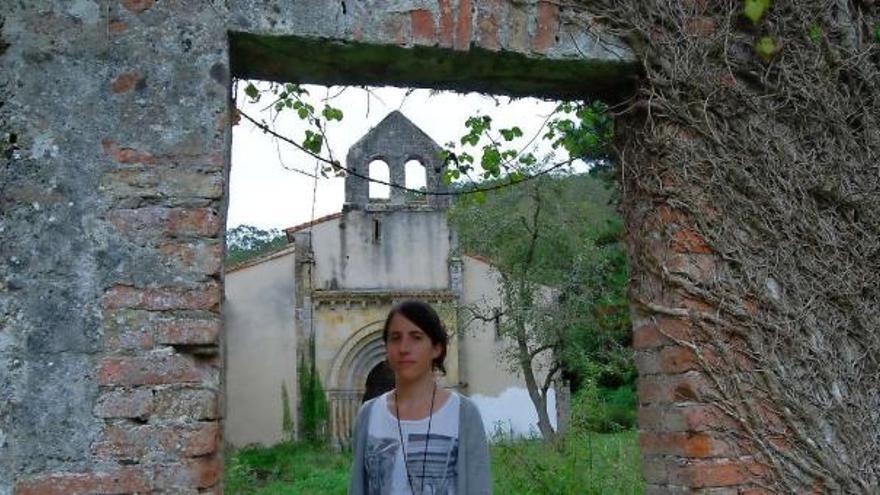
top-left (395, 383), bottom-right (437, 495)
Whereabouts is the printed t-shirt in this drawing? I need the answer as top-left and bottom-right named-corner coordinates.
top-left (365, 391), bottom-right (460, 495)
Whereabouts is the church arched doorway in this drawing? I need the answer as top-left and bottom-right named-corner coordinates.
top-left (362, 360), bottom-right (395, 402)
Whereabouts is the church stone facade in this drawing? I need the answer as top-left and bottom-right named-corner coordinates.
top-left (224, 111), bottom-right (535, 447)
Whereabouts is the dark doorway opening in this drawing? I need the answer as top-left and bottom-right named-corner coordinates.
top-left (362, 360), bottom-right (395, 402)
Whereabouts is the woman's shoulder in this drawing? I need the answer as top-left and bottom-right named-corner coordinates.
top-left (356, 396), bottom-right (380, 423)
top-left (453, 392), bottom-right (482, 421)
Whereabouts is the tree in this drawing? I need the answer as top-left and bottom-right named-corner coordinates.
top-left (450, 172), bottom-right (631, 441)
top-left (225, 224), bottom-right (287, 265)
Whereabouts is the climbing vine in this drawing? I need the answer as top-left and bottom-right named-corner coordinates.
top-left (574, 0), bottom-right (880, 491)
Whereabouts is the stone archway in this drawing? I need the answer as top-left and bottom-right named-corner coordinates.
top-left (326, 320), bottom-right (387, 447)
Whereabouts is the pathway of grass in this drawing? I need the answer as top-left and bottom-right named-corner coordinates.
top-left (224, 431), bottom-right (642, 494)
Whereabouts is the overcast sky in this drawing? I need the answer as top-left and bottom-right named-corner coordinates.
top-left (228, 82), bottom-right (579, 231)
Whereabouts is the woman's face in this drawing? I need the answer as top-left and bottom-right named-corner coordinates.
top-left (385, 313), bottom-right (442, 383)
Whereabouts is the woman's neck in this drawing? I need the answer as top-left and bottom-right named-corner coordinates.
top-left (394, 373), bottom-right (435, 405)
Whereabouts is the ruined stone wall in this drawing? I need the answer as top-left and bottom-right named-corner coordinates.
top-left (0, 0), bottom-right (788, 492)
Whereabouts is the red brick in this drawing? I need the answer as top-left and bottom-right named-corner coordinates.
top-left (95, 422), bottom-right (219, 460)
top-left (155, 317), bottom-right (220, 346)
top-left (639, 431), bottom-right (732, 457)
top-left (122, 0), bottom-right (155, 13)
top-left (640, 404), bottom-right (733, 432)
top-left (668, 459), bottom-right (766, 488)
top-left (15, 467), bottom-right (152, 495)
top-left (640, 456), bottom-right (669, 484)
top-left (532, 1), bottom-right (559, 54)
top-left (638, 372), bottom-right (711, 405)
top-left (477, 1), bottom-right (501, 51)
top-left (657, 205), bottom-right (689, 224)
top-left (102, 283), bottom-right (220, 311)
top-left (680, 404), bottom-right (736, 432)
top-left (106, 206), bottom-right (221, 239)
top-left (111, 71), bottom-right (143, 93)
top-left (659, 346), bottom-right (704, 373)
top-left (438, 0), bottom-right (454, 47)
top-left (665, 253), bottom-right (716, 282)
top-left (101, 168), bottom-right (223, 200)
top-left (633, 318), bottom-right (694, 349)
top-left (454, 0), bottom-right (472, 51)
top-left (94, 388), bottom-right (153, 419)
top-left (98, 353), bottom-right (208, 386)
top-left (154, 456), bottom-right (221, 489)
top-left (103, 321), bottom-right (153, 351)
top-left (101, 138), bottom-right (155, 164)
top-left (108, 20), bottom-right (127, 33)
top-left (410, 10), bottom-right (435, 45)
top-left (153, 388), bottom-right (219, 420)
top-left (158, 241), bottom-right (223, 276)
top-left (720, 73), bottom-right (737, 88)
top-left (684, 16), bottom-right (716, 37)
top-left (671, 228), bottom-right (713, 254)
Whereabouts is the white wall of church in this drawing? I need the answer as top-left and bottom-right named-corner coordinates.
top-left (310, 210), bottom-right (451, 291)
top-left (223, 249), bottom-right (298, 447)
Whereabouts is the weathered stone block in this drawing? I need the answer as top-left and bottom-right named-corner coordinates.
top-left (154, 318), bottom-right (220, 346)
top-left (97, 353), bottom-right (209, 386)
top-left (15, 467), bottom-right (152, 495)
top-left (153, 457), bottom-right (221, 490)
top-left (102, 283), bottom-right (221, 311)
top-left (94, 422), bottom-right (218, 460)
top-left (153, 388), bottom-right (219, 420)
top-left (94, 388), bottom-right (153, 420)
top-left (106, 207), bottom-right (221, 240)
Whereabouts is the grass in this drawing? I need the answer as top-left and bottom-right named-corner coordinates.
top-left (224, 431), bottom-right (643, 494)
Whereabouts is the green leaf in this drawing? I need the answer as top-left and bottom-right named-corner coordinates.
top-left (875, 24), bottom-right (880, 42)
top-left (442, 169), bottom-right (455, 185)
top-left (743, 0), bottom-right (771, 24)
top-left (244, 83), bottom-right (260, 101)
top-left (808, 23), bottom-right (822, 44)
top-left (481, 146), bottom-right (502, 176)
top-left (322, 106), bottom-right (344, 121)
top-left (472, 190), bottom-right (487, 205)
top-left (754, 36), bottom-right (778, 62)
top-left (303, 130), bottom-right (323, 154)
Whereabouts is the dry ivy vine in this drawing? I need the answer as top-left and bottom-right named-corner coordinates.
top-left (565, 0), bottom-right (879, 492)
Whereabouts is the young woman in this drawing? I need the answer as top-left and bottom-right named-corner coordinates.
top-left (349, 300), bottom-right (492, 495)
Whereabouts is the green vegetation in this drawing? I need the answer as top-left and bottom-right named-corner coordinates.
top-left (224, 431), bottom-right (642, 494)
top-left (492, 431), bottom-right (642, 494)
top-left (226, 225), bottom-right (287, 265)
top-left (280, 381), bottom-right (294, 442)
top-left (224, 442), bottom-right (350, 495)
top-left (298, 356), bottom-right (329, 443)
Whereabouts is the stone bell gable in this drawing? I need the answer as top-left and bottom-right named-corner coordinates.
top-left (344, 110), bottom-right (451, 210)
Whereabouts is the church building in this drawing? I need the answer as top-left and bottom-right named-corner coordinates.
top-left (224, 111), bottom-right (553, 448)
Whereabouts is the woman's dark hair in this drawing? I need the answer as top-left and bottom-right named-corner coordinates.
top-left (382, 300), bottom-right (448, 374)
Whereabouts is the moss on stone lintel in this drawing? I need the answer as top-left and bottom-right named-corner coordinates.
top-left (230, 32), bottom-right (637, 101)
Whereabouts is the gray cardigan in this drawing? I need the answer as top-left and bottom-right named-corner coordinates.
top-left (348, 393), bottom-right (492, 494)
